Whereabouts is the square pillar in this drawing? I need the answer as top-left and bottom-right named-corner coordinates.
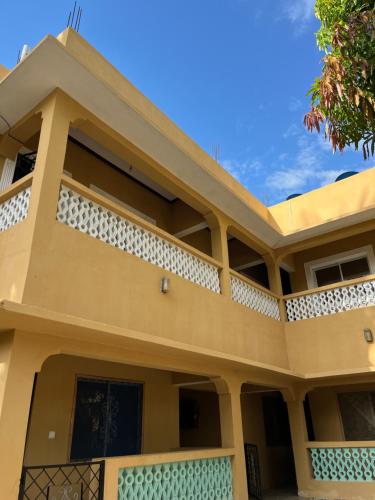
top-left (212, 377), bottom-right (248, 499)
top-left (205, 214), bottom-right (231, 297)
top-left (0, 332), bottom-right (54, 500)
top-left (286, 395), bottom-right (313, 494)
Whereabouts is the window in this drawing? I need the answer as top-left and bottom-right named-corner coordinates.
top-left (305, 246), bottom-right (375, 289)
top-left (70, 377), bottom-right (143, 460)
top-left (338, 391), bottom-right (375, 441)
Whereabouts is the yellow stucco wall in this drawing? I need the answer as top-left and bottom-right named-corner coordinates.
top-left (286, 307), bottom-right (375, 375)
top-left (24, 354), bottom-right (179, 466)
top-left (308, 383), bottom-right (375, 441)
top-left (21, 221), bottom-right (288, 370)
top-left (290, 229), bottom-right (375, 292)
top-left (64, 139), bottom-right (172, 231)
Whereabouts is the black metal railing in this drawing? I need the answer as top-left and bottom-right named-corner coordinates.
top-left (18, 460), bottom-right (105, 500)
top-left (244, 443), bottom-right (262, 500)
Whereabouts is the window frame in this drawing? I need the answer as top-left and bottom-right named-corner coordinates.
top-left (304, 245), bottom-right (375, 289)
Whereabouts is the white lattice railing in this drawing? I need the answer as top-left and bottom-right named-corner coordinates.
top-left (230, 272), bottom-right (281, 320)
top-left (0, 178), bottom-right (32, 233)
top-left (308, 442), bottom-right (375, 482)
top-left (285, 277), bottom-right (375, 322)
top-left (56, 182), bottom-right (221, 293)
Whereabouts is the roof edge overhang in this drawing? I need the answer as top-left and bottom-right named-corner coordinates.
top-left (0, 31), bottom-right (374, 250)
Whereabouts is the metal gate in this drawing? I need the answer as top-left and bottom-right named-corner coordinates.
top-left (244, 443), bottom-right (262, 500)
top-left (18, 460), bottom-right (105, 500)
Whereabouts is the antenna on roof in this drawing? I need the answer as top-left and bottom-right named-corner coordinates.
top-left (67, 2), bottom-right (83, 32)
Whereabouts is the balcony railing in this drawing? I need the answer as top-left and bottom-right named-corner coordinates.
top-left (307, 442), bottom-right (375, 482)
top-left (0, 174), bottom-right (32, 233)
top-left (230, 270), bottom-right (281, 320)
top-left (284, 275), bottom-right (375, 321)
top-left (104, 448), bottom-right (234, 500)
top-left (56, 177), bottom-right (221, 293)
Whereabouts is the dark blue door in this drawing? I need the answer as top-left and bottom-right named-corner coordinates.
top-left (70, 378), bottom-right (143, 460)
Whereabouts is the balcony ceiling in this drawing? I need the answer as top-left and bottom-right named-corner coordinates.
top-left (0, 33), bottom-right (374, 249)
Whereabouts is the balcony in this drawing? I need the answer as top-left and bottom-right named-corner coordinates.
top-left (284, 275), bottom-right (375, 322)
top-left (56, 176), bottom-right (221, 294)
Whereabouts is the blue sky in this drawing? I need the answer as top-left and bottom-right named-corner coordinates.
top-left (1, 0), bottom-right (373, 205)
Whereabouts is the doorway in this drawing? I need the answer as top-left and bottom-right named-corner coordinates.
top-left (241, 387), bottom-right (297, 498)
top-left (70, 377), bottom-right (143, 460)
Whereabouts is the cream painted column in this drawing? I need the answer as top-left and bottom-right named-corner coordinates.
top-left (205, 213), bottom-right (231, 297)
top-left (27, 92), bottom-right (77, 236)
top-left (0, 331), bottom-right (57, 500)
top-left (285, 392), bottom-right (312, 494)
top-left (212, 376), bottom-right (248, 500)
top-left (21, 92), bottom-right (81, 303)
top-left (263, 254), bottom-right (287, 321)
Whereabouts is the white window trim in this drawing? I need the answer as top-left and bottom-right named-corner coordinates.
top-left (304, 245), bottom-right (375, 289)
top-left (89, 184), bottom-right (156, 225)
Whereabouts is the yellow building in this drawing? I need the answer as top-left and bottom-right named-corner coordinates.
top-left (0, 28), bottom-right (375, 500)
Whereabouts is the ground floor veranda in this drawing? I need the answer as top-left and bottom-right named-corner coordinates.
top-left (1, 313), bottom-right (375, 500)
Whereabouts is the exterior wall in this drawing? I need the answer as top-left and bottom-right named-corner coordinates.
top-left (21, 221), bottom-right (288, 369)
top-left (64, 139), bottom-right (172, 231)
top-left (290, 230), bottom-right (375, 292)
top-left (309, 383), bottom-right (375, 441)
top-left (241, 393), bottom-right (295, 491)
top-left (308, 389), bottom-right (345, 441)
top-left (269, 168), bottom-right (375, 235)
top-left (285, 307), bottom-right (375, 374)
top-left (24, 354), bottom-right (179, 466)
top-left (180, 229), bottom-right (212, 256)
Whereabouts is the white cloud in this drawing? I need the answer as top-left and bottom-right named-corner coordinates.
top-left (284, 0), bottom-right (315, 24)
top-left (288, 97), bottom-right (303, 112)
top-left (283, 123), bottom-right (300, 138)
top-left (266, 133), bottom-right (343, 195)
top-left (222, 159), bottom-right (263, 181)
top-left (282, 0), bottom-right (315, 34)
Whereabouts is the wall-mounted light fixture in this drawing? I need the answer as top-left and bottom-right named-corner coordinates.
top-left (160, 277), bottom-right (169, 294)
top-left (363, 328), bottom-right (374, 343)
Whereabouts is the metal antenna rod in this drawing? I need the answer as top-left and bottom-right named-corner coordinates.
top-left (71, 1), bottom-right (77, 26)
top-left (77, 7), bottom-right (83, 31)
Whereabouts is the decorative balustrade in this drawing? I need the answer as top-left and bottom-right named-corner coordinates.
top-left (118, 455), bottom-right (233, 499)
top-left (230, 273), bottom-right (281, 320)
top-left (0, 183), bottom-right (31, 233)
top-left (309, 444), bottom-right (375, 482)
top-left (285, 278), bottom-right (375, 321)
top-left (56, 184), bottom-right (221, 293)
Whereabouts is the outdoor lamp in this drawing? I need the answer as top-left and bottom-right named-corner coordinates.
top-left (161, 277), bottom-right (169, 294)
top-left (363, 328), bottom-right (374, 343)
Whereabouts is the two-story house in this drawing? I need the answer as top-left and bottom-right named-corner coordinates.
top-left (1, 28), bottom-right (375, 500)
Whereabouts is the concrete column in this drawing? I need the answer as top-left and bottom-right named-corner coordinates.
top-left (263, 255), bottom-right (287, 321)
top-left (205, 213), bottom-right (231, 297)
top-left (212, 377), bottom-right (248, 500)
top-left (21, 92), bottom-right (82, 303)
top-left (285, 395), bottom-right (312, 495)
top-left (27, 92), bottom-right (77, 234)
top-left (0, 332), bottom-right (55, 500)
